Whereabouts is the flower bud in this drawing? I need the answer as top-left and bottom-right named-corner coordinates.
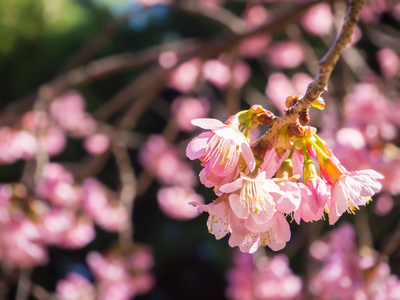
top-left (276, 159), bottom-right (293, 179)
top-left (285, 95), bottom-right (302, 108)
top-left (299, 110), bottom-right (310, 126)
top-left (311, 97), bottom-right (325, 110)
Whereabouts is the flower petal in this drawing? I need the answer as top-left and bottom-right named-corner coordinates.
top-left (191, 118), bottom-right (224, 130)
top-left (186, 132), bottom-right (212, 160)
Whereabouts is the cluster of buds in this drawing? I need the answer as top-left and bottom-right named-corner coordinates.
top-left (186, 102), bottom-right (383, 253)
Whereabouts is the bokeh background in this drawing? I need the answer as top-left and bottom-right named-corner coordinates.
top-left (1, 0), bottom-right (400, 299)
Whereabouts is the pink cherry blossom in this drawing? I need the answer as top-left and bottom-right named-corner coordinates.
top-left (2, 219), bottom-right (48, 268)
top-left (229, 213), bottom-right (291, 253)
top-left (243, 5), bottom-right (269, 29)
top-left (238, 34), bottom-right (271, 58)
top-left (140, 134), bottom-right (196, 187)
top-left (186, 117), bottom-right (255, 177)
top-left (267, 41), bottom-right (304, 69)
top-left (328, 169), bottom-right (384, 224)
top-left (171, 97), bottom-right (210, 132)
top-left (50, 90), bottom-right (96, 138)
top-left (81, 178), bottom-right (128, 232)
top-left (191, 198), bottom-right (231, 240)
top-left (38, 208), bottom-right (75, 244)
top-left (202, 59), bottom-right (232, 89)
top-left (374, 193), bottom-right (394, 216)
top-left (36, 163), bottom-right (81, 207)
top-left (220, 172), bottom-right (284, 226)
top-left (56, 272), bottom-right (95, 300)
top-left (301, 3), bottom-right (333, 36)
top-left (158, 51), bottom-right (178, 69)
top-left (136, 0), bottom-right (171, 7)
top-left (199, 163), bottom-right (240, 195)
top-left (168, 58), bottom-right (202, 93)
top-left (83, 133), bottom-right (110, 155)
top-left (310, 223), bottom-right (400, 299)
top-left (57, 216), bottom-right (95, 249)
top-left (376, 48), bottom-right (400, 79)
top-left (157, 186), bottom-right (204, 220)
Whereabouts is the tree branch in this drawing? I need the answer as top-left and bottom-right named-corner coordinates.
top-left (1, 0), bottom-right (329, 126)
top-left (252, 0), bottom-right (364, 158)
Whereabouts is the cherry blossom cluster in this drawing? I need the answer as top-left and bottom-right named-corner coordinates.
top-left (139, 96), bottom-right (211, 220)
top-left (309, 223), bottom-right (400, 299)
top-left (56, 244), bottom-right (155, 300)
top-left (186, 103), bottom-right (383, 253)
top-left (225, 223), bottom-right (400, 300)
top-left (226, 251), bottom-right (302, 300)
top-left (0, 163), bottom-right (128, 268)
top-left (325, 81), bottom-right (400, 216)
top-left (0, 91), bottom-right (111, 165)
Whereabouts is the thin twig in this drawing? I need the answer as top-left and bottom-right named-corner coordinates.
top-left (112, 133), bottom-right (137, 251)
top-left (1, 0), bottom-right (330, 126)
top-left (15, 269), bottom-right (32, 300)
top-left (252, 0), bottom-right (364, 158)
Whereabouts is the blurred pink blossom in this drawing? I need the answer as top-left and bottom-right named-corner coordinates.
top-left (171, 97), bottom-right (210, 132)
top-left (374, 193), bottom-right (394, 216)
top-left (266, 73), bottom-right (310, 113)
top-left (140, 134), bottom-right (196, 187)
top-left (226, 251), bottom-right (302, 300)
top-left (301, 3), bottom-right (333, 36)
top-left (58, 216), bottom-right (95, 249)
top-left (310, 223), bottom-right (400, 299)
top-left (202, 59), bottom-right (231, 89)
top-left (377, 48), bottom-right (400, 79)
top-left (168, 59), bottom-right (202, 93)
top-left (158, 51), bottom-right (178, 69)
top-left (81, 178), bottom-right (128, 232)
top-left (157, 186), bottom-right (204, 220)
top-left (232, 62), bottom-right (251, 88)
top-left (243, 5), bottom-right (269, 29)
top-left (83, 133), bottom-right (110, 155)
top-left (267, 41), bottom-right (304, 69)
top-left (200, 0), bottom-right (225, 9)
top-left (50, 90), bottom-right (96, 138)
top-left (36, 163), bottom-right (81, 207)
top-left (136, 0), bottom-right (170, 6)
top-left (87, 247), bottom-right (155, 299)
top-left (2, 219), bottom-right (48, 268)
top-left (40, 127), bottom-right (67, 156)
top-left (238, 34), bottom-right (271, 58)
top-left (38, 208), bottom-right (75, 244)
top-left (56, 273), bottom-right (95, 300)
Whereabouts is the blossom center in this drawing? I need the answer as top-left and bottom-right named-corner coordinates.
top-left (240, 181), bottom-right (274, 214)
top-left (204, 134), bottom-right (238, 170)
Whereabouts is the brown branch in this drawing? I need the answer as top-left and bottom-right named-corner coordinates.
top-left (1, 0), bottom-right (329, 126)
top-left (112, 133), bottom-right (137, 251)
top-left (252, 0), bottom-right (364, 159)
top-left (61, 15), bottom-right (130, 72)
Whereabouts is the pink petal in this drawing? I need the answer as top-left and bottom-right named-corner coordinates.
top-left (240, 142), bottom-right (256, 172)
top-left (191, 118), bottom-right (224, 130)
top-left (229, 193), bottom-right (249, 219)
top-left (220, 178), bottom-right (244, 194)
top-left (186, 132), bottom-right (212, 160)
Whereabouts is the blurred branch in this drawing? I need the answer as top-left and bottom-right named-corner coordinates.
top-left (379, 220), bottom-right (400, 262)
top-left (112, 133), bottom-right (137, 251)
top-left (2, 0), bottom-right (329, 126)
top-left (15, 269), bottom-right (31, 300)
top-left (252, 0), bottom-right (364, 158)
top-left (61, 14), bottom-right (130, 72)
top-left (173, 1), bottom-right (247, 34)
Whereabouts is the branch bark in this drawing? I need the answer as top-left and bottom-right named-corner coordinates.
top-left (252, 0), bottom-right (364, 159)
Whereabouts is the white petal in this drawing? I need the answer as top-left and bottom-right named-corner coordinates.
top-left (191, 118), bottom-right (224, 129)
